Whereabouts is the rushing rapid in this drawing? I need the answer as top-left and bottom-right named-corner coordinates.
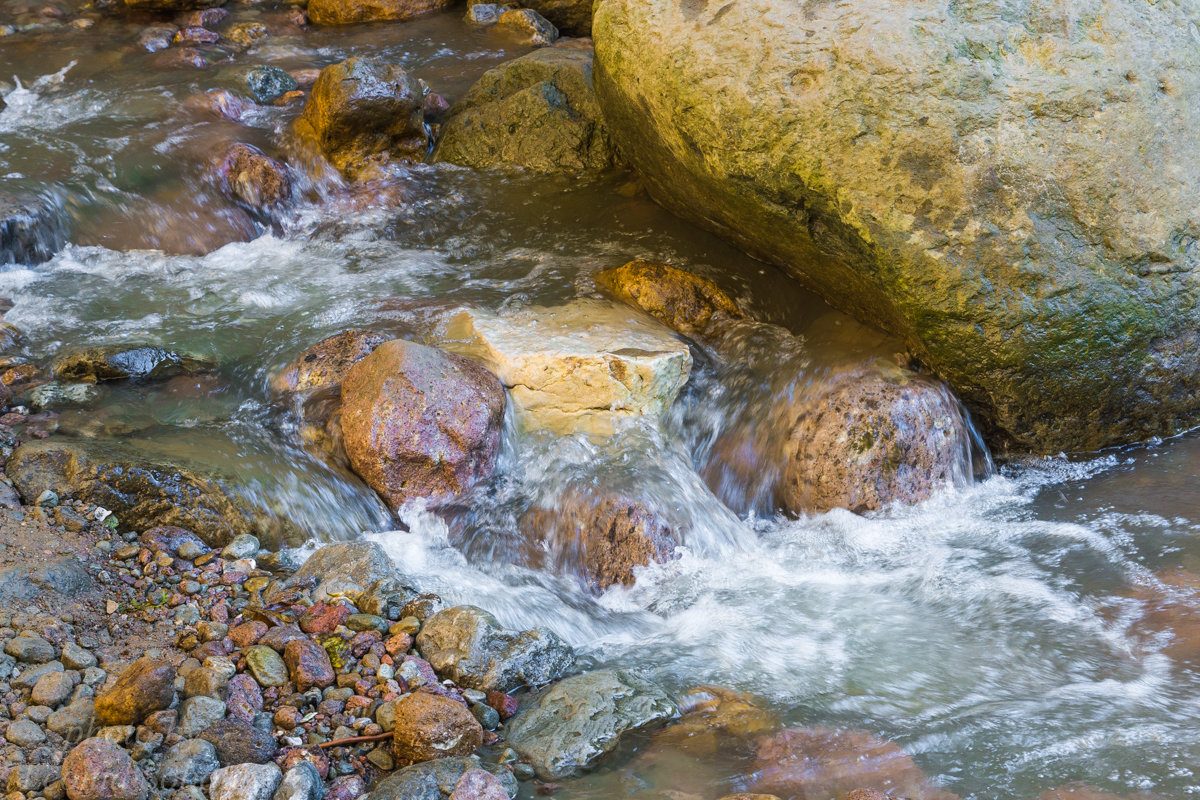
top-left (4, 14), bottom-right (1200, 800)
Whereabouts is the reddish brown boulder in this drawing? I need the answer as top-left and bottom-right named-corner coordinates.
top-left (229, 620), bottom-right (268, 648)
top-left (271, 329), bottom-right (387, 395)
top-left (392, 692), bottom-right (483, 764)
top-left (94, 658), bottom-right (176, 726)
top-left (521, 490), bottom-right (677, 590)
top-left (217, 143), bottom-right (290, 210)
top-left (284, 638), bottom-right (335, 691)
top-left (341, 339), bottom-right (505, 510)
top-left (751, 727), bottom-right (959, 800)
top-left (62, 738), bottom-right (150, 800)
top-left (597, 259), bottom-right (743, 337)
top-left (307, 0), bottom-right (452, 25)
top-left (295, 57), bottom-right (427, 180)
top-left (450, 769), bottom-right (509, 800)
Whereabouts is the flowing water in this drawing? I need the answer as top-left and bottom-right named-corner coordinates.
top-left (4, 7), bottom-right (1200, 800)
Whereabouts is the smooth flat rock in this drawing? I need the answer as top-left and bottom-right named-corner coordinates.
top-left (449, 300), bottom-right (691, 435)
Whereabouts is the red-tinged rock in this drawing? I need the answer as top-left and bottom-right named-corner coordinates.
top-left (384, 633), bottom-right (412, 657)
top-left (751, 728), bottom-right (959, 800)
top-left (230, 620), bottom-right (268, 648)
top-left (62, 738), bottom-right (150, 800)
top-left (346, 695), bottom-right (372, 714)
top-left (325, 775), bottom-right (366, 800)
top-left (183, 89), bottom-right (251, 122)
top-left (217, 143), bottom-right (291, 211)
top-left (350, 630), bottom-right (381, 657)
top-left (284, 638), bottom-right (335, 691)
top-left (220, 570), bottom-right (248, 586)
top-left (450, 768), bottom-right (509, 800)
top-left (485, 691), bottom-right (518, 721)
top-left (340, 339), bottom-right (505, 510)
top-left (278, 747), bottom-right (330, 780)
top-left (210, 603), bottom-right (229, 624)
top-left (423, 92), bottom-right (451, 119)
top-left (275, 706), bottom-right (301, 730)
top-left (156, 47), bottom-right (208, 69)
top-left (300, 601), bottom-right (351, 635)
top-left (192, 640), bottom-right (229, 661)
top-left (392, 692), bottom-right (483, 764)
top-left (258, 626), bottom-right (308, 652)
top-left (226, 673), bottom-right (263, 722)
top-left (174, 25), bottom-right (220, 44)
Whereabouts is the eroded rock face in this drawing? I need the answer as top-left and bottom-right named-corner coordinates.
top-left (271, 330), bottom-right (387, 395)
top-left (414, 606), bottom-right (574, 693)
top-left (779, 364), bottom-right (975, 514)
top-left (521, 489), bottom-right (677, 590)
top-left (433, 49), bottom-right (616, 173)
top-left (750, 727), bottom-right (959, 800)
top-left (341, 340), bottom-right (505, 510)
top-left (505, 669), bottom-right (677, 780)
top-left (308, 0), bottom-right (452, 25)
top-left (593, 0), bottom-right (1200, 453)
top-left (295, 57), bottom-right (427, 179)
top-left (449, 300), bottom-right (689, 436)
top-left (598, 259), bottom-right (743, 338)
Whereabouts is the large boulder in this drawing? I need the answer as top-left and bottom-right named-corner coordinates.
top-left (448, 300), bottom-right (690, 435)
top-left (295, 58), bottom-right (427, 180)
top-left (414, 606), bottom-right (574, 693)
top-left (504, 669), bottom-right (677, 779)
top-left (340, 340), bottom-right (505, 510)
top-left (308, 0), bottom-right (451, 25)
top-left (6, 438), bottom-right (300, 548)
top-left (520, 489), bottom-right (678, 590)
top-left (593, 0), bottom-right (1200, 453)
top-left (433, 49), bottom-right (618, 173)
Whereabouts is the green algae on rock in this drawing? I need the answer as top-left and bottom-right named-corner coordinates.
top-left (592, 0), bottom-right (1200, 453)
top-left (433, 49), bottom-right (618, 173)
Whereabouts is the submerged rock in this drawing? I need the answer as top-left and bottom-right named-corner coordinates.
top-left (504, 669), bottom-right (677, 779)
top-left (307, 0), bottom-right (452, 25)
top-left (597, 259), bottom-right (743, 338)
top-left (521, 489), bottom-right (678, 590)
top-left (449, 300), bottom-right (690, 436)
top-left (51, 345), bottom-right (211, 383)
top-left (654, 686), bottom-right (778, 757)
top-left (125, 0), bottom-right (224, 10)
top-left (365, 756), bottom-right (517, 800)
top-left (271, 329), bottom-right (387, 395)
top-left (217, 144), bottom-right (291, 210)
top-left (779, 364), bottom-right (975, 514)
top-left (414, 606), bottom-right (574, 693)
top-left (432, 49), bottom-right (616, 173)
top-left (295, 57), bottom-right (427, 179)
top-left (0, 190), bottom-right (67, 266)
top-left (751, 727), bottom-right (959, 800)
top-left (593, 0), bottom-right (1200, 453)
top-left (242, 66), bottom-right (299, 105)
top-left (6, 438), bottom-right (300, 548)
top-left (340, 340), bottom-right (505, 510)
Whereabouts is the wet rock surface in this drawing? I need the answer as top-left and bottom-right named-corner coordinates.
top-left (217, 143), bottom-right (291, 211)
top-left (271, 329), bottom-right (387, 396)
top-left (415, 605), bottom-right (574, 693)
top-left (504, 669), bottom-right (677, 779)
top-left (433, 49), bottom-right (616, 173)
top-left (307, 0), bottom-right (453, 26)
top-left (449, 300), bottom-right (690, 435)
top-left (593, 0), bottom-right (1200, 453)
top-left (598, 259), bottom-right (743, 338)
top-left (296, 57), bottom-right (428, 180)
top-left (51, 345), bottom-right (211, 383)
top-left (340, 339), bottom-right (505, 510)
top-left (0, 190), bottom-right (67, 267)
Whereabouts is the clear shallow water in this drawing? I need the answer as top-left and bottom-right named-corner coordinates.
top-left (3, 9), bottom-right (1200, 800)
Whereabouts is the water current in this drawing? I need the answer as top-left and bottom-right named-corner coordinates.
top-left (3, 8), bottom-right (1200, 800)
